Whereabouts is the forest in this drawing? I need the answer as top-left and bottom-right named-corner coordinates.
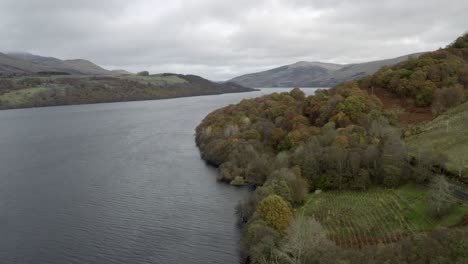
top-left (358, 34), bottom-right (468, 118)
top-left (195, 34), bottom-right (468, 263)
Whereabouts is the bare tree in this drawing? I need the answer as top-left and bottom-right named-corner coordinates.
top-left (428, 175), bottom-right (455, 218)
top-left (277, 217), bottom-right (332, 264)
top-left (454, 149), bottom-right (466, 178)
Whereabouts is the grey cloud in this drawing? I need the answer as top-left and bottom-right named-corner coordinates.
top-left (0, 0), bottom-right (467, 80)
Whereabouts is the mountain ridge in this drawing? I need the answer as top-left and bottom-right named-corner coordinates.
top-left (229, 52), bottom-right (426, 87)
top-left (0, 52), bottom-right (117, 76)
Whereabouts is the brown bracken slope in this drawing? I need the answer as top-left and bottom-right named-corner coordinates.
top-left (365, 87), bottom-right (433, 125)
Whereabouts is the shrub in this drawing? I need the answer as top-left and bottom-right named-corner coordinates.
top-left (350, 169), bottom-right (371, 190)
top-left (432, 85), bottom-right (465, 115)
top-left (235, 196), bottom-right (255, 223)
top-left (18, 77), bottom-right (43, 87)
top-left (0, 79), bottom-right (14, 90)
top-left (230, 176), bottom-right (245, 186)
top-left (284, 170), bottom-right (309, 204)
top-left (219, 161), bottom-right (241, 182)
top-left (137, 71), bottom-right (149, 76)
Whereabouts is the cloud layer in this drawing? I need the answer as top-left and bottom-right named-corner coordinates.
top-left (1, 0), bottom-right (467, 80)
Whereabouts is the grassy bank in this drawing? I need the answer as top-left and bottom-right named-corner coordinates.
top-left (406, 101), bottom-right (468, 181)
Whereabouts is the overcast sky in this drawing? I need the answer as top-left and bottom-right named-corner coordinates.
top-left (0, 0), bottom-right (467, 80)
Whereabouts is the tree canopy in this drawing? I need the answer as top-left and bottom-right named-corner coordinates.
top-left (358, 33), bottom-right (468, 111)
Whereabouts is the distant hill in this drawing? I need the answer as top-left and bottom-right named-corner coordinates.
top-left (0, 52), bottom-right (46, 74)
top-left (0, 73), bottom-right (255, 110)
top-left (111, 69), bottom-right (133, 75)
top-left (61, 59), bottom-right (112, 75)
top-left (0, 52), bottom-right (117, 76)
top-left (229, 53), bottom-right (425, 87)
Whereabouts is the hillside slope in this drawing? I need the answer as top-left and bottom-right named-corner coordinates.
top-left (0, 73), bottom-right (255, 110)
top-left (406, 101), bottom-right (468, 182)
top-left (0, 52), bottom-right (47, 74)
top-left (62, 59), bottom-right (112, 75)
top-left (229, 53), bottom-right (424, 87)
top-left (196, 34), bottom-right (468, 264)
top-left (355, 33), bottom-right (468, 125)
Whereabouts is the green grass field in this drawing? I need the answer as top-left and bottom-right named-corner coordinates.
top-left (124, 74), bottom-right (188, 86)
top-left (406, 102), bottom-right (468, 180)
top-left (0, 87), bottom-right (51, 106)
top-left (297, 185), bottom-right (468, 247)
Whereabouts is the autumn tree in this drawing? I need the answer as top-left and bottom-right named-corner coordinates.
top-left (256, 194), bottom-right (293, 232)
top-left (290, 87), bottom-right (306, 101)
top-left (245, 154), bottom-right (274, 185)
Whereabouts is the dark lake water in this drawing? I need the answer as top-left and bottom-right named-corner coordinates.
top-left (0, 88), bottom-right (318, 264)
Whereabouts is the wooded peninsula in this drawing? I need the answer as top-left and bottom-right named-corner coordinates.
top-left (196, 34), bottom-right (468, 264)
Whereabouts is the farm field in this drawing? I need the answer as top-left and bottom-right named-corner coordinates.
top-left (297, 185), bottom-right (468, 247)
